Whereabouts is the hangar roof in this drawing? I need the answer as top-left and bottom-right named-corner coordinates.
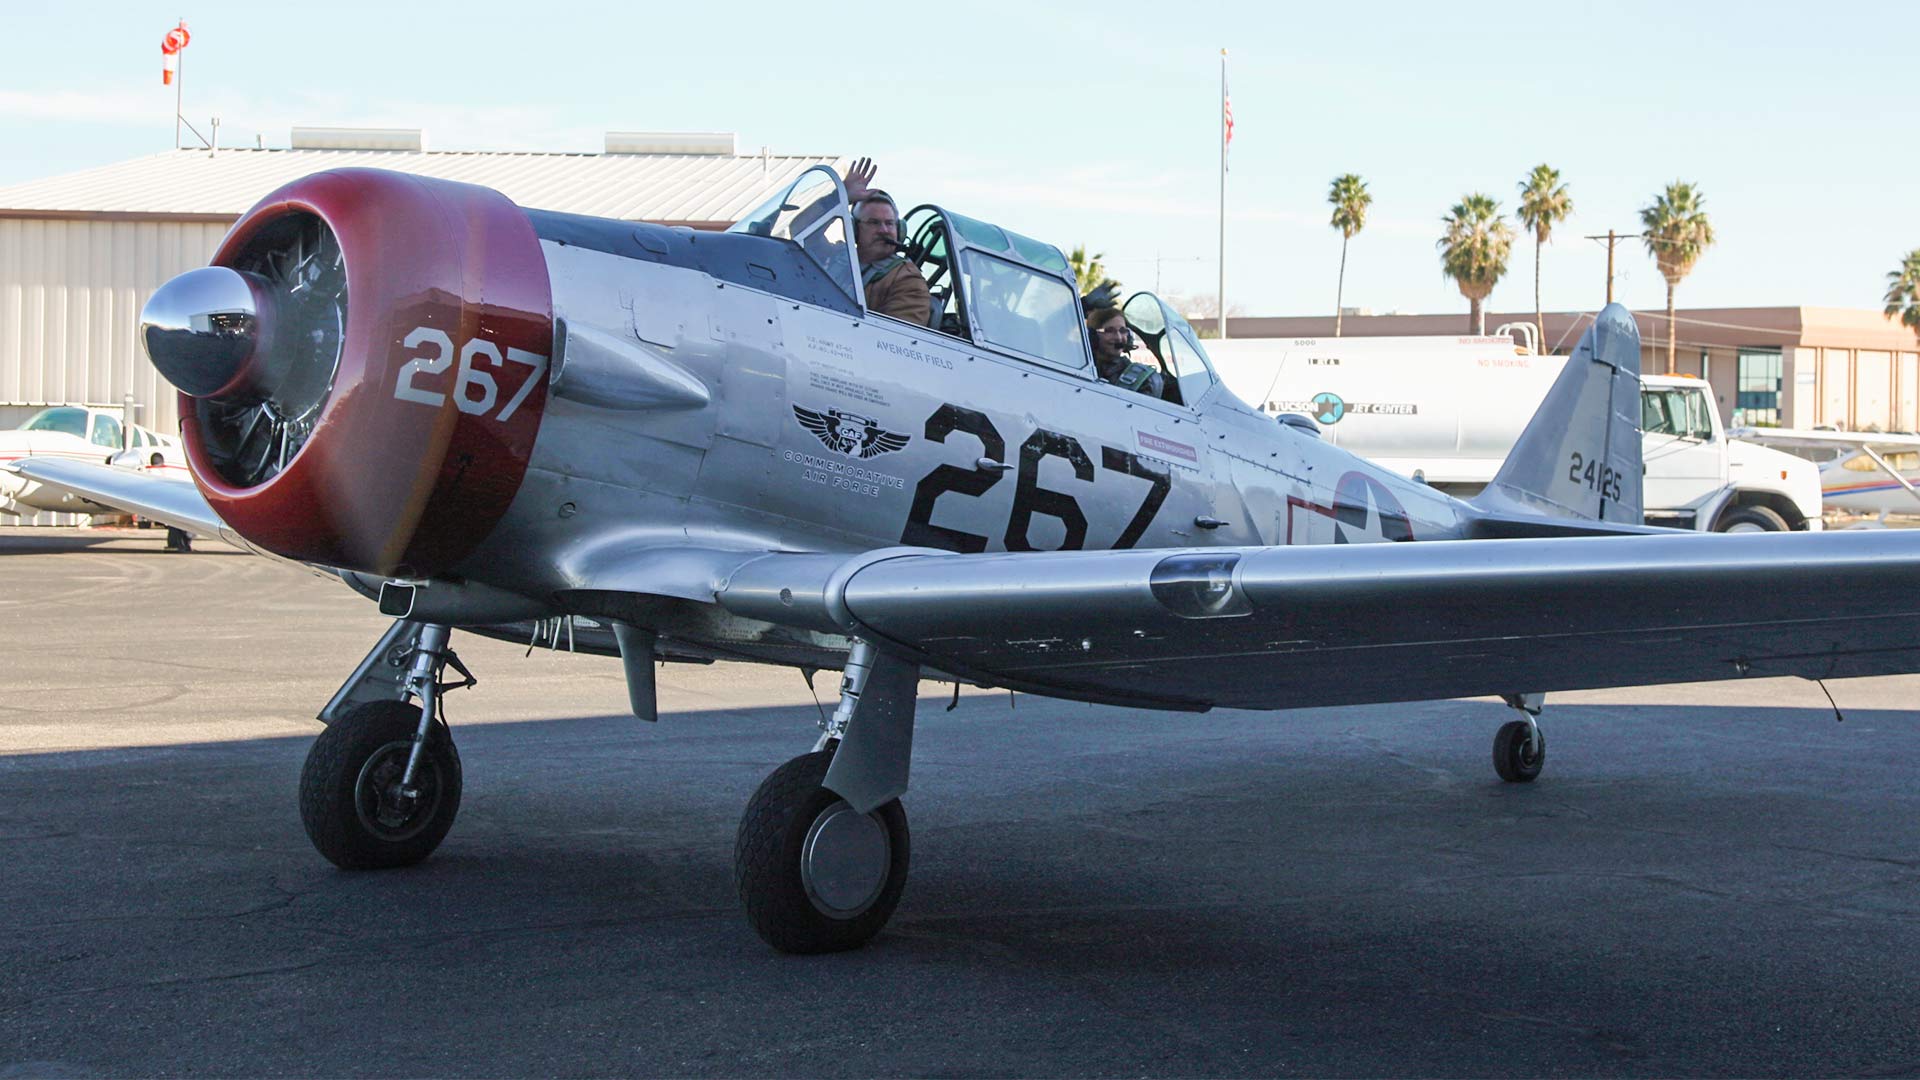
top-left (0, 147), bottom-right (848, 228)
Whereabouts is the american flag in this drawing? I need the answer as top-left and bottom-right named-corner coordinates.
top-left (1221, 60), bottom-right (1234, 170)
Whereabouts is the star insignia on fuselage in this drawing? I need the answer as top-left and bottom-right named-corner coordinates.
top-left (793, 405), bottom-right (911, 460)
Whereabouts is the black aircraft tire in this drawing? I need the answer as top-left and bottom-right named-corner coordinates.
top-left (1716, 504), bottom-right (1789, 533)
top-left (1493, 719), bottom-right (1545, 783)
top-left (734, 749), bottom-right (909, 954)
top-left (299, 700), bottom-right (462, 870)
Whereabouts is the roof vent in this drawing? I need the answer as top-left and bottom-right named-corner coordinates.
top-left (290, 126), bottom-right (424, 152)
top-left (604, 131), bottom-right (736, 156)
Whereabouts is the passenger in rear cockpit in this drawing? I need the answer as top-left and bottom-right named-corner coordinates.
top-left (1088, 306), bottom-right (1165, 398)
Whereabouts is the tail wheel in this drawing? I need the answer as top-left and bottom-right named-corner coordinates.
top-left (1493, 719), bottom-right (1545, 783)
top-left (734, 749), bottom-right (909, 954)
top-left (299, 700), bottom-right (462, 869)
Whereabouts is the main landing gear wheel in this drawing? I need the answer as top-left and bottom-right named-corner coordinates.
top-left (734, 749), bottom-right (909, 954)
top-left (1492, 719), bottom-right (1545, 783)
top-left (299, 699), bottom-right (462, 869)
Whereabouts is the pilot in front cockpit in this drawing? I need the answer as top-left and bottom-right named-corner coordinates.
top-left (841, 158), bottom-right (931, 326)
top-left (1087, 305), bottom-right (1166, 398)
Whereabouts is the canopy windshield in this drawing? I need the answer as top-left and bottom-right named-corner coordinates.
top-left (727, 165), bottom-right (861, 303)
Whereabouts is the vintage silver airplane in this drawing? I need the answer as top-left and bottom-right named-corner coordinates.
top-left (22, 164), bottom-right (1920, 954)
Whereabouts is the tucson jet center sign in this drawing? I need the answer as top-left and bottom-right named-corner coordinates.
top-left (1271, 392), bottom-right (1420, 425)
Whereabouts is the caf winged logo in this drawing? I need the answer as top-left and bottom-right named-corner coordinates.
top-left (793, 404), bottom-right (910, 460)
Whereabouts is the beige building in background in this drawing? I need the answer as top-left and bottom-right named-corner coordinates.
top-left (1220, 307), bottom-right (1920, 432)
top-left (0, 130), bottom-right (842, 439)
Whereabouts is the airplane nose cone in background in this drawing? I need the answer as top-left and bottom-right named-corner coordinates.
top-left (141, 266), bottom-right (272, 398)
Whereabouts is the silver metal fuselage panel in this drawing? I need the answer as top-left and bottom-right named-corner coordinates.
top-left (457, 242), bottom-right (1476, 619)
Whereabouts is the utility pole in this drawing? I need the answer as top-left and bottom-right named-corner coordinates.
top-left (1586, 229), bottom-right (1633, 304)
top-left (1582, 226), bottom-right (1628, 303)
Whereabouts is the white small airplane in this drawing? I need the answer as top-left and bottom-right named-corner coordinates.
top-left (1728, 427), bottom-right (1920, 518)
top-left (0, 404), bottom-right (198, 548)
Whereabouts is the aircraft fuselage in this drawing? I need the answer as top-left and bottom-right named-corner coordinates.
top-left (436, 232), bottom-right (1474, 664)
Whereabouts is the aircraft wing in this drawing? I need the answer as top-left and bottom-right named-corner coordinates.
top-left (1729, 426), bottom-right (1920, 451)
top-left (716, 533), bottom-right (1920, 712)
top-left (8, 457), bottom-right (231, 543)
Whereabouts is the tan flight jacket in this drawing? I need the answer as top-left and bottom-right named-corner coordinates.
top-left (864, 258), bottom-right (932, 326)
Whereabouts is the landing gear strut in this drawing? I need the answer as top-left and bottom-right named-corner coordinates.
top-left (734, 640), bottom-right (920, 953)
top-left (299, 623), bottom-right (475, 868)
top-left (1494, 692), bottom-right (1546, 783)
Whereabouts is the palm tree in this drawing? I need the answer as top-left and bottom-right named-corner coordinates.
top-left (1639, 182), bottom-right (1715, 374)
top-left (1068, 244), bottom-right (1119, 299)
top-left (1328, 174), bottom-right (1371, 336)
top-left (1437, 193), bottom-right (1515, 335)
top-left (1516, 164), bottom-right (1572, 351)
top-left (1886, 249), bottom-right (1920, 344)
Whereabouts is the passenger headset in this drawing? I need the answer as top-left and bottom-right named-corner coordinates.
top-left (1093, 311), bottom-right (1140, 358)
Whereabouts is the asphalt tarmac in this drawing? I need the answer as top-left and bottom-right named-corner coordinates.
top-left (2, 527), bottom-right (1918, 1078)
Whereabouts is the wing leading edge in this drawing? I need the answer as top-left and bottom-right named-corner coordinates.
top-left (718, 533), bottom-right (1920, 711)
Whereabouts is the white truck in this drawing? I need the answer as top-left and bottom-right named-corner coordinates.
top-left (1204, 333), bottom-right (1823, 532)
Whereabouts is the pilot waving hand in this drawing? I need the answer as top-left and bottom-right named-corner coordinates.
top-left (842, 158), bottom-right (932, 327)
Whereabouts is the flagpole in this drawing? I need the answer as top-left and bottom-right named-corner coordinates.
top-left (1217, 48), bottom-right (1227, 340)
top-left (173, 27), bottom-right (183, 150)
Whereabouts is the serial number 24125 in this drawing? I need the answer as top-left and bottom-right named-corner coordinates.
top-left (1567, 451), bottom-right (1624, 502)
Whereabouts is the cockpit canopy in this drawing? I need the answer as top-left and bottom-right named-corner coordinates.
top-left (729, 165), bottom-right (1220, 405)
top-left (1118, 292), bottom-right (1219, 407)
top-left (728, 166), bottom-right (862, 303)
top-left (908, 207), bottom-right (1086, 371)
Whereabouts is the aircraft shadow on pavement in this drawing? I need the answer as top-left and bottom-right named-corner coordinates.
top-left (3, 700), bottom-right (1917, 1076)
top-left (0, 532), bottom-right (241, 557)
top-left (4, 698), bottom-right (1915, 929)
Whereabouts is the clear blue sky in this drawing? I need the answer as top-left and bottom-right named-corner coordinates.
top-left (2, 0), bottom-right (1911, 322)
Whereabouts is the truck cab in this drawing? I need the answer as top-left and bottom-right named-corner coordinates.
top-left (1640, 374), bottom-right (1821, 532)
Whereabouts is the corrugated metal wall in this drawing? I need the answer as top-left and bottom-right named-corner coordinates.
top-left (0, 216), bottom-right (232, 437)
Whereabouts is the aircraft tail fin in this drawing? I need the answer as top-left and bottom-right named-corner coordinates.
top-left (1470, 304), bottom-right (1643, 524)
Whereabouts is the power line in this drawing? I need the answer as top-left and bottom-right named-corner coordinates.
top-left (1549, 308), bottom-right (1863, 355)
top-left (1586, 229), bottom-right (1705, 305)
top-left (1105, 253), bottom-right (1206, 293)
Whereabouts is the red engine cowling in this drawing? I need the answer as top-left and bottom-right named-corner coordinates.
top-left (178, 169), bottom-right (552, 578)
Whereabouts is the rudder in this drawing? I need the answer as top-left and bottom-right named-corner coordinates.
top-left (1471, 304), bottom-right (1642, 524)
